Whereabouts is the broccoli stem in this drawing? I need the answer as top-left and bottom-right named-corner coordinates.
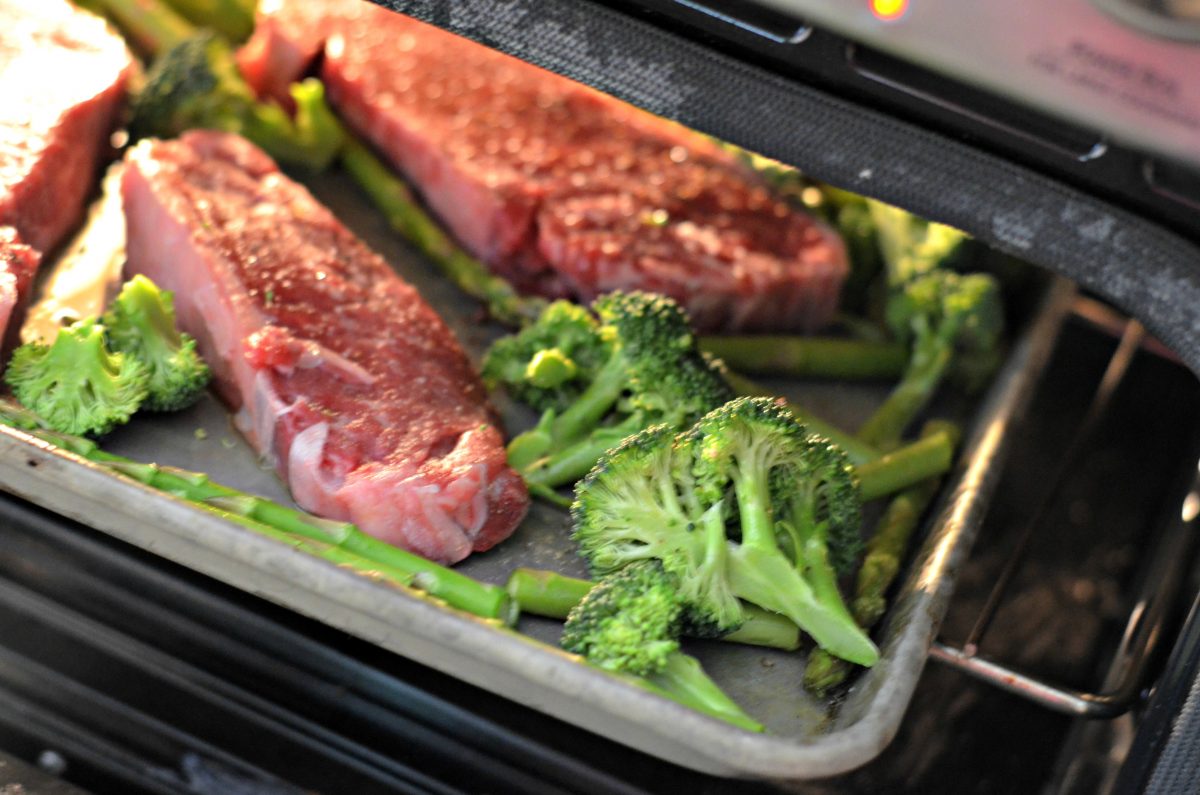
top-left (505, 568), bottom-right (800, 650)
top-left (340, 139), bottom-right (548, 327)
top-left (721, 371), bottom-right (952, 499)
top-left (631, 652), bottom-right (764, 733)
top-left (855, 327), bottom-right (954, 448)
top-left (726, 469), bottom-right (879, 666)
top-left (242, 80), bottom-right (345, 171)
top-left (522, 420), bottom-right (637, 490)
top-left (90, 0), bottom-right (194, 56)
top-left (509, 357), bottom-right (633, 485)
top-left (700, 336), bottom-right (907, 380)
top-left (0, 400), bottom-right (514, 624)
top-left (853, 428), bottom-right (955, 502)
top-left (722, 608), bottom-right (800, 650)
top-left (722, 370), bottom-right (881, 466)
top-left (803, 421), bottom-right (959, 695)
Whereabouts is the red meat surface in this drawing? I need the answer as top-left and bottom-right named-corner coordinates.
top-left (0, 227), bottom-right (41, 351)
top-left (238, 0), bottom-right (848, 332)
top-left (0, 0), bottom-right (132, 343)
top-left (121, 131), bottom-right (528, 564)
top-left (0, 0), bottom-right (132, 253)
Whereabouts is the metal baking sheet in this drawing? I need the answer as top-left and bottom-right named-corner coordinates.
top-left (0, 167), bottom-right (1073, 780)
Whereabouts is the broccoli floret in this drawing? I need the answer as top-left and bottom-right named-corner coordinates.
top-left (482, 300), bottom-right (610, 413)
top-left (561, 560), bottom-right (683, 675)
top-left (867, 200), bottom-right (969, 288)
top-left (103, 275), bottom-right (210, 412)
top-left (129, 31), bottom-right (343, 170)
top-left (573, 397), bottom-right (879, 667)
top-left (5, 319), bottom-right (148, 437)
top-left (561, 560), bottom-right (763, 732)
top-left (572, 424), bottom-right (745, 637)
top-left (486, 291), bottom-right (734, 495)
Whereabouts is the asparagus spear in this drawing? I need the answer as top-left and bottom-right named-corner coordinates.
top-left (0, 399), bottom-right (515, 624)
top-left (722, 370), bottom-right (882, 466)
top-left (340, 139), bottom-right (548, 327)
top-left (803, 421), bottom-right (961, 695)
top-left (699, 336), bottom-right (907, 381)
top-left (505, 568), bottom-right (801, 651)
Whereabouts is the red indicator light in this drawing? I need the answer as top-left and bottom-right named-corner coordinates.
top-left (871, 0), bottom-right (909, 21)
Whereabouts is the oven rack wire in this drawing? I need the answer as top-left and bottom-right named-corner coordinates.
top-left (929, 303), bottom-right (1200, 718)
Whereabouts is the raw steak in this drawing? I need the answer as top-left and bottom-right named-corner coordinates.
top-left (0, 0), bottom-right (131, 253)
top-left (0, 227), bottom-right (40, 350)
top-left (238, 0), bottom-right (848, 332)
top-left (0, 0), bottom-right (132, 342)
top-left (122, 131), bottom-right (528, 564)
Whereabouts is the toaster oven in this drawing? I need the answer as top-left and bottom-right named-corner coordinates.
top-left (1, 0), bottom-right (1199, 792)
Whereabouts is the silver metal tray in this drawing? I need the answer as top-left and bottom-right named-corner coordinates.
top-left (0, 168), bottom-right (1074, 780)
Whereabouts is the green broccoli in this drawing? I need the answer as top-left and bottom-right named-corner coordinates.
top-left (868, 200), bottom-right (970, 288)
top-left (128, 30), bottom-right (343, 170)
top-left (857, 269), bottom-right (1004, 447)
top-left (571, 423), bottom-right (746, 638)
top-left (573, 397), bottom-right (881, 667)
top-left (561, 560), bottom-right (763, 732)
top-left (483, 300), bottom-right (611, 414)
top-left (159, 0), bottom-right (256, 42)
top-left (561, 560), bottom-right (684, 673)
top-left (485, 291), bottom-right (734, 496)
top-left (848, 200), bottom-right (1004, 447)
top-left (5, 319), bottom-right (148, 437)
top-left (103, 275), bottom-right (210, 412)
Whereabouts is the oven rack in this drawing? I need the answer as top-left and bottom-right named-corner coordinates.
top-left (928, 303), bottom-right (1200, 719)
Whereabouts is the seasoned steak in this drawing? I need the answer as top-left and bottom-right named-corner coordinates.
top-left (122, 131), bottom-right (528, 563)
top-left (0, 0), bottom-right (131, 254)
top-left (0, 0), bottom-right (132, 345)
top-left (0, 227), bottom-right (40, 350)
top-left (238, 0), bottom-right (848, 332)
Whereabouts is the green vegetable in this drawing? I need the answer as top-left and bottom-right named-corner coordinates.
top-left (505, 567), bottom-right (800, 650)
top-left (561, 561), bottom-right (762, 731)
top-left (572, 397), bottom-right (882, 665)
top-left (159, 0), bottom-right (256, 41)
top-left (722, 370), bottom-right (881, 466)
top-left (128, 31), bottom-right (343, 170)
top-left (699, 335), bottom-right (907, 380)
top-left (89, 0), bottom-right (342, 170)
top-left (803, 420), bottom-right (960, 695)
top-left (868, 200), bottom-right (969, 288)
top-left (340, 139), bottom-right (548, 326)
top-left (843, 200), bottom-right (1003, 448)
top-left (485, 291), bottom-right (734, 496)
top-left (86, 0), bottom-right (193, 56)
top-left (0, 400), bottom-right (514, 623)
top-left (857, 270), bottom-right (1004, 447)
top-left (104, 275), bottom-right (210, 411)
top-left (5, 319), bottom-right (148, 437)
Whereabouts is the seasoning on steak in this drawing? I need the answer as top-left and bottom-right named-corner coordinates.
top-left (0, 0), bottom-right (132, 343)
top-left (121, 131), bottom-right (529, 564)
top-left (237, 0), bottom-right (848, 332)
